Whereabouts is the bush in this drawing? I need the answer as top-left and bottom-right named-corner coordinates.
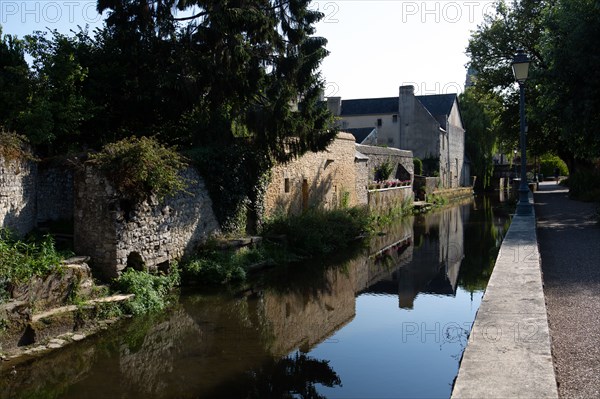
top-left (563, 169), bottom-right (600, 202)
top-left (113, 267), bottom-right (180, 315)
top-left (539, 154), bottom-right (569, 178)
top-left (374, 160), bottom-right (393, 182)
top-left (90, 136), bottom-right (190, 202)
top-left (0, 229), bottom-right (69, 300)
top-left (0, 129), bottom-right (34, 163)
top-left (261, 207), bottom-right (371, 257)
top-left (413, 157), bottom-right (423, 176)
top-left (181, 253), bottom-right (247, 285)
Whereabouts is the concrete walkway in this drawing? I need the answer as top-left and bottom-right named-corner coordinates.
top-left (452, 192), bottom-right (558, 398)
top-left (535, 181), bottom-right (600, 398)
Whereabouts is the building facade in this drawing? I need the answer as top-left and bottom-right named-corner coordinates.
top-left (329, 85), bottom-right (468, 188)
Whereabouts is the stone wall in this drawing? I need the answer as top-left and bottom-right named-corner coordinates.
top-left (74, 166), bottom-right (220, 279)
top-left (355, 144), bottom-right (413, 183)
top-left (36, 161), bottom-right (74, 223)
top-left (264, 132), bottom-right (362, 218)
top-left (1, 155), bottom-right (75, 236)
top-left (0, 156), bottom-right (37, 236)
top-left (367, 186), bottom-right (414, 214)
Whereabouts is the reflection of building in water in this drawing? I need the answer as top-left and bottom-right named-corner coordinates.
top-left (397, 204), bottom-right (469, 309)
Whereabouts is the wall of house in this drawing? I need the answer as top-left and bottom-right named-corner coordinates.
top-left (340, 113), bottom-right (398, 147)
top-left (0, 156), bottom-right (38, 236)
top-left (264, 132), bottom-right (362, 218)
top-left (399, 86), bottom-right (441, 162)
top-left (74, 166), bottom-right (220, 279)
top-left (447, 103), bottom-right (466, 188)
top-left (355, 144), bottom-right (414, 182)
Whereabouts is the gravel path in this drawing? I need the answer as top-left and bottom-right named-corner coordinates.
top-left (534, 181), bottom-right (600, 399)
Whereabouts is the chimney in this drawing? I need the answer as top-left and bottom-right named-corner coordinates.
top-left (327, 97), bottom-right (342, 116)
top-left (399, 85), bottom-right (415, 97)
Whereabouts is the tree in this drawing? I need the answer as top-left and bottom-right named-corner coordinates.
top-left (0, 27), bottom-right (30, 132)
top-left (459, 87), bottom-right (501, 190)
top-left (19, 30), bottom-right (93, 154)
top-left (91, 0), bottom-right (336, 232)
top-left (538, 0), bottom-right (600, 160)
top-left (466, 0), bottom-right (600, 168)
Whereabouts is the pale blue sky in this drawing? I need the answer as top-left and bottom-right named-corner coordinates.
top-left (0, 0), bottom-right (494, 99)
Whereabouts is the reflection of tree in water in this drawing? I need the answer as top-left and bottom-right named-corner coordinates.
top-left (458, 195), bottom-right (512, 292)
top-left (208, 351), bottom-right (341, 399)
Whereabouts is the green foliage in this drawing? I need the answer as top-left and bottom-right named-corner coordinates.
top-left (90, 136), bottom-right (190, 202)
top-left (261, 207), bottom-right (371, 257)
top-left (374, 159), bottom-right (393, 182)
top-left (187, 145), bottom-right (270, 234)
top-left (413, 158), bottom-right (423, 176)
top-left (113, 267), bottom-right (179, 315)
top-left (421, 156), bottom-right (440, 177)
top-left (0, 229), bottom-right (69, 300)
top-left (0, 28), bottom-right (30, 133)
top-left (0, 129), bottom-right (34, 163)
top-left (562, 169), bottom-right (600, 202)
top-left (466, 0), bottom-right (600, 164)
top-left (19, 30), bottom-right (93, 154)
top-left (539, 154), bottom-right (569, 178)
top-left (181, 251), bottom-right (247, 286)
top-left (459, 88), bottom-right (500, 190)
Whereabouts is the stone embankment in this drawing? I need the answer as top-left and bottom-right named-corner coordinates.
top-left (0, 257), bottom-right (132, 363)
top-left (451, 193), bottom-right (558, 398)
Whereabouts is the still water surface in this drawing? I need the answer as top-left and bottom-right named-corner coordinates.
top-left (0, 194), bottom-right (512, 399)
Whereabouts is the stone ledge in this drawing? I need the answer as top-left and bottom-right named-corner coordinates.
top-left (451, 200), bottom-right (558, 398)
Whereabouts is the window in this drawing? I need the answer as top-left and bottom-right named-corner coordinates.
top-left (377, 118), bottom-right (382, 127)
top-left (284, 178), bottom-right (290, 193)
top-left (392, 114), bottom-right (398, 123)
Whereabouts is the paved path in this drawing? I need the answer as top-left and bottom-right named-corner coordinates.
top-left (535, 181), bottom-right (600, 398)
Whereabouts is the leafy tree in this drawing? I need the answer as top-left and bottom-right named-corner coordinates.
top-left (466, 0), bottom-right (600, 169)
top-left (0, 27), bottom-right (30, 132)
top-left (19, 30), bottom-right (93, 154)
top-left (459, 87), bottom-right (501, 190)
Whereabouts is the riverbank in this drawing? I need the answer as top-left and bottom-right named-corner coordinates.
top-left (452, 191), bottom-right (558, 398)
top-left (534, 181), bottom-right (600, 398)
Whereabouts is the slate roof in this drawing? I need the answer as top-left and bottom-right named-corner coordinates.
top-left (340, 93), bottom-right (457, 117)
top-left (344, 127), bottom-right (375, 144)
top-left (415, 94), bottom-right (457, 117)
top-left (340, 97), bottom-right (398, 116)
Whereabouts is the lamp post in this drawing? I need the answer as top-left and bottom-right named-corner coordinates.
top-left (512, 49), bottom-right (531, 215)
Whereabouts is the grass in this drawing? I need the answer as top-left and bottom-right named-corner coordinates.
top-left (0, 229), bottom-right (71, 301)
top-left (112, 266), bottom-right (180, 315)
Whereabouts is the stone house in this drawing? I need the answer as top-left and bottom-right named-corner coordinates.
top-left (263, 132), bottom-right (414, 219)
top-left (328, 85), bottom-right (469, 188)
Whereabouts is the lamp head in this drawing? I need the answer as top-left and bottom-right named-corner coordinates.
top-left (512, 49), bottom-right (530, 83)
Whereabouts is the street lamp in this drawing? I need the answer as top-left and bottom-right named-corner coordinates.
top-left (512, 49), bottom-right (531, 215)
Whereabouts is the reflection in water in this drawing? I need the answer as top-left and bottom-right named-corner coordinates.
top-left (0, 194), bottom-right (512, 399)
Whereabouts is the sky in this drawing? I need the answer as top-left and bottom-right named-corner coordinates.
top-left (0, 0), bottom-right (495, 99)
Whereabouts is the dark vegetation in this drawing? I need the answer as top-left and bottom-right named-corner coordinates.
top-left (462, 0), bottom-right (600, 189)
top-left (0, 229), bottom-right (70, 301)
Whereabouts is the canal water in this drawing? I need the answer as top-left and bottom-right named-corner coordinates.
top-left (0, 194), bottom-right (513, 399)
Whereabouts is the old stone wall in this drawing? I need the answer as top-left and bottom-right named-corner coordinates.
top-left (0, 156), bottom-right (37, 236)
top-left (74, 166), bottom-right (220, 279)
top-left (36, 161), bottom-right (74, 223)
top-left (367, 186), bottom-right (414, 214)
top-left (264, 132), bottom-right (361, 218)
top-left (355, 144), bottom-right (414, 182)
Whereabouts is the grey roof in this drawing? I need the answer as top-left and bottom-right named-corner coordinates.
top-left (344, 127), bottom-right (375, 144)
top-left (340, 93), bottom-right (457, 117)
top-left (340, 97), bottom-right (398, 116)
top-left (415, 94), bottom-right (457, 117)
